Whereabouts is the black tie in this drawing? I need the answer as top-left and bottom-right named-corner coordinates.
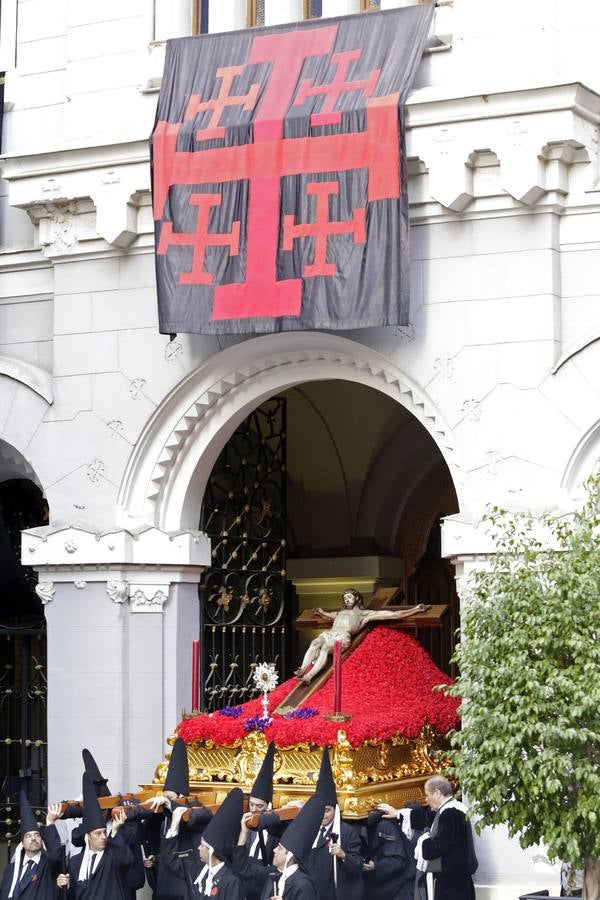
top-left (88, 853), bottom-right (98, 879)
top-left (319, 826), bottom-right (328, 845)
top-left (20, 860), bottom-right (34, 881)
top-left (16, 861), bottom-right (34, 897)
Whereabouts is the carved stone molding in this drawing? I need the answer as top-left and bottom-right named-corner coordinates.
top-left (0, 83), bottom-right (597, 265)
top-left (0, 355), bottom-right (53, 404)
top-left (35, 581), bottom-right (55, 605)
top-left (106, 580), bottom-right (129, 604)
top-left (116, 333), bottom-right (467, 532)
top-left (129, 584), bottom-right (170, 613)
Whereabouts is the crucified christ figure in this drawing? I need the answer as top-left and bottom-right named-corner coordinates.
top-left (294, 588), bottom-right (428, 683)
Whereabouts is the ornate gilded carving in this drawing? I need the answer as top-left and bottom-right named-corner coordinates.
top-left (147, 725), bottom-right (448, 818)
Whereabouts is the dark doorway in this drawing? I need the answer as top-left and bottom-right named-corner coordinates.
top-left (196, 380), bottom-right (460, 711)
top-left (0, 477), bottom-right (49, 851)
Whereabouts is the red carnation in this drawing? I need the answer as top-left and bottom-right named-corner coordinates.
top-left (177, 627), bottom-right (460, 747)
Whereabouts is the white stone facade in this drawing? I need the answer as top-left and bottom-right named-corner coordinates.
top-left (1, 1), bottom-right (599, 896)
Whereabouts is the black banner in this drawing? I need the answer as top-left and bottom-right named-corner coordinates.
top-left (152, 5), bottom-right (434, 334)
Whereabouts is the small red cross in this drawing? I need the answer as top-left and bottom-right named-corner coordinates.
top-left (158, 193), bottom-right (240, 285)
top-left (293, 50), bottom-right (381, 128)
top-left (185, 65), bottom-right (260, 141)
top-left (282, 181), bottom-right (366, 278)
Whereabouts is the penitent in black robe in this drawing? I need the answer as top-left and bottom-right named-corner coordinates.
top-left (363, 818), bottom-right (417, 900)
top-left (258, 867), bottom-right (318, 900)
top-left (411, 803), bottom-right (478, 900)
top-left (306, 821), bottom-right (364, 900)
top-left (163, 853), bottom-right (244, 900)
top-left (0, 826), bottom-right (62, 900)
top-left (230, 831), bottom-right (277, 900)
top-left (153, 807), bottom-right (213, 899)
top-left (64, 832), bottom-right (133, 900)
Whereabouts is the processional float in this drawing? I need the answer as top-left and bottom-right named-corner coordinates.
top-left (145, 590), bottom-right (458, 818)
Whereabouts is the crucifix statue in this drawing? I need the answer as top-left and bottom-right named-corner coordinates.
top-left (293, 588), bottom-right (430, 683)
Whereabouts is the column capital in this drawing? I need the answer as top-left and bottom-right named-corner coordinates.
top-left (22, 526), bottom-right (211, 606)
top-left (440, 513), bottom-right (498, 560)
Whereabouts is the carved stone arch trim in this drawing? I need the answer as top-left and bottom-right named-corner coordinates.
top-left (117, 333), bottom-right (468, 532)
top-left (397, 461), bottom-right (457, 579)
top-left (0, 355), bottom-right (53, 403)
top-left (0, 438), bottom-right (44, 491)
top-left (562, 418), bottom-right (600, 498)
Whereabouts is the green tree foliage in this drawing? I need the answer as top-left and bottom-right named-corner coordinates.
top-left (446, 477), bottom-right (600, 892)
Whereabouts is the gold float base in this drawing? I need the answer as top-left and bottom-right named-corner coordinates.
top-left (144, 725), bottom-right (449, 819)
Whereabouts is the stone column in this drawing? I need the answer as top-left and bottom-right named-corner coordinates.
top-left (24, 526), bottom-right (210, 801)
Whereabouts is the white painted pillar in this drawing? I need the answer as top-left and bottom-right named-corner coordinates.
top-left (24, 527), bottom-right (210, 801)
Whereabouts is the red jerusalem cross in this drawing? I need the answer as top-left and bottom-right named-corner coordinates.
top-left (185, 65), bottom-right (260, 141)
top-left (157, 193), bottom-right (240, 285)
top-left (153, 26), bottom-right (400, 320)
top-left (294, 50), bottom-right (381, 127)
top-left (283, 181), bottom-right (366, 277)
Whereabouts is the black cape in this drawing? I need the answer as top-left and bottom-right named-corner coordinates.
top-left (64, 831), bottom-right (133, 899)
top-left (164, 854), bottom-right (244, 900)
top-left (412, 803), bottom-right (477, 900)
top-left (258, 867), bottom-right (318, 900)
top-left (364, 817), bottom-right (417, 900)
top-left (306, 821), bottom-right (364, 900)
top-left (230, 831), bottom-right (277, 900)
top-left (154, 806), bottom-right (213, 899)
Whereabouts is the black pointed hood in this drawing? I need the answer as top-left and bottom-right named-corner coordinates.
top-left (82, 748), bottom-right (111, 798)
top-left (281, 793), bottom-right (326, 866)
top-left (201, 787), bottom-right (243, 862)
top-left (19, 791), bottom-right (39, 839)
top-left (163, 737), bottom-right (189, 796)
top-left (315, 746), bottom-right (337, 807)
top-left (250, 742), bottom-right (275, 805)
top-left (82, 771), bottom-right (106, 833)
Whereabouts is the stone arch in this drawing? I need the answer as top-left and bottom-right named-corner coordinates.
top-left (0, 438), bottom-right (44, 491)
top-left (117, 333), bottom-right (468, 532)
top-left (562, 419), bottom-right (600, 499)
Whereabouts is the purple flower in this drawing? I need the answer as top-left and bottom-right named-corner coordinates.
top-left (283, 707), bottom-right (319, 720)
top-left (243, 715), bottom-right (271, 732)
top-left (218, 706), bottom-right (244, 718)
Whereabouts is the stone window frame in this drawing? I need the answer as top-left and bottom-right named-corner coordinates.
top-left (0, 0), bottom-right (17, 72)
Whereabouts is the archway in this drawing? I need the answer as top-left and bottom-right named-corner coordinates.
top-left (0, 441), bottom-right (48, 852)
top-left (192, 373), bottom-right (460, 708)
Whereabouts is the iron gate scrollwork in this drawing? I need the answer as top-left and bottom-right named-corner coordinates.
top-left (0, 477), bottom-right (49, 850)
top-left (199, 397), bottom-right (289, 711)
top-left (0, 628), bottom-right (47, 848)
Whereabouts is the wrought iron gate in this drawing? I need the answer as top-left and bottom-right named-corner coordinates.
top-left (0, 477), bottom-right (49, 850)
top-left (0, 627), bottom-right (47, 848)
top-left (198, 397), bottom-right (291, 711)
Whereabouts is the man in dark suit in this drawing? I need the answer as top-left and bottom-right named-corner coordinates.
top-left (56, 773), bottom-right (133, 900)
top-left (230, 742), bottom-right (279, 900)
top-left (379, 775), bottom-right (478, 900)
top-left (305, 748), bottom-right (364, 900)
top-left (0, 792), bottom-right (62, 900)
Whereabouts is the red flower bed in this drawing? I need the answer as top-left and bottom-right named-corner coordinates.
top-left (177, 627), bottom-right (460, 748)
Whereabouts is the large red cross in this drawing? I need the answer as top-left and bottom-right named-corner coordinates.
top-left (153, 26), bottom-right (399, 320)
top-left (293, 49), bottom-right (381, 128)
top-left (158, 193), bottom-right (240, 285)
top-left (184, 65), bottom-right (261, 141)
top-left (282, 181), bottom-right (366, 277)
